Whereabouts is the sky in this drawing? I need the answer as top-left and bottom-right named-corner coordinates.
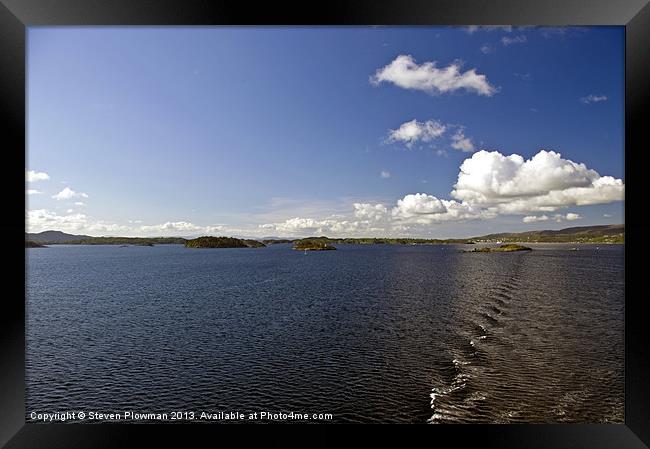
top-left (26, 26), bottom-right (625, 238)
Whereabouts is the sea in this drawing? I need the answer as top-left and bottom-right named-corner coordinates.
top-left (26, 243), bottom-right (624, 423)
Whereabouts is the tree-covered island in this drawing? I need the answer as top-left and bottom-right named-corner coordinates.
top-left (292, 239), bottom-right (337, 251)
top-left (184, 236), bottom-right (266, 248)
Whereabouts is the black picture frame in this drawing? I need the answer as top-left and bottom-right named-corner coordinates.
top-left (2, 1), bottom-right (649, 447)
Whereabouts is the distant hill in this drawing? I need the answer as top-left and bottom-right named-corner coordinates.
top-left (473, 224), bottom-right (624, 243)
top-left (26, 230), bottom-right (91, 243)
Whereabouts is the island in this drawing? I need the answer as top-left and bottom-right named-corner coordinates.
top-left (466, 244), bottom-right (533, 253)
top-left (292, 239), bottom-right (337, 251)
top-left (26, 240), bottom-right (47, 248)
top-left (184, 236), bottom-right (266, 248)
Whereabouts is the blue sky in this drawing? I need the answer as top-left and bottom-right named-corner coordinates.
top-left (26, 26), bottom-right (624, 238)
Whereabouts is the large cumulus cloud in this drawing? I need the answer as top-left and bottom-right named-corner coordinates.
top-left (451, 150), bottom-right (624, 213)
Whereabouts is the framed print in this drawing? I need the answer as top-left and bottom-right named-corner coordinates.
top-left (2, 0), bottom-right (649, 447)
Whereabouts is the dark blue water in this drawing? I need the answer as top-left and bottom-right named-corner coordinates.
top-left (26, 243), bottom-right (624, 423)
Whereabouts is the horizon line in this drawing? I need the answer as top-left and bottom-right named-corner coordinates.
top-left (25, 223), bottom-right (625, 241)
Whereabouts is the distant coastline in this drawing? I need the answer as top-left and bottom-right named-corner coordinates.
top-left (25, 224), bottom-right (624, 247)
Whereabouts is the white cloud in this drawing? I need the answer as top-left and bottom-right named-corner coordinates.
top-left (451, 150), bottom-right (624, 213)
top-left (52, 187), bottom-right (89, 201)
top-left (580, 94), bottom-right (608, 104)
top-left (392, 193), bottom-right (446, 217)
top-left (27, 209), bottom-right (129, 234)
top-left (138, 222), bottom-right (228, 236)
top-left (139, 221), bottom-right (204, 233)
top-left (523, 215), bottom-right (549, 223)
top-left (450, 129), bottom-right (475, 152)
top-left (354, 203), bottom-right (389, 221)
top-left (263, 195), bottom-right (489, 237)
top-left (26, 210), bottom-right (229, 237)
top-left (370, 55), bottom-right (497, 97)
top-left (74, 202), bottom-right (86, 206)
top-left (386, 120), bottom-right (476, 153)
top-left (545, 213), bottom-right (582, 223)
top-left (391, 193), bottom-right (489, 224)
top-left (387, 119), bottom-right (446, 147)
top-left (260, 217), bottom-right (373, 236)
top-left (26, 170), bottom-right (50, 182)
top-left (603, 214), bottom-right (612, 218)
top-left (26, 189), bottom-right (42, 195)
top-left (501, 35), bottom-right (527, 46)
top-left (524, 213), bottom-right (582, 223)
top-left (204, 225), bottom-right (226, 234)
top-left (380, 170), bottom-right (391, 179)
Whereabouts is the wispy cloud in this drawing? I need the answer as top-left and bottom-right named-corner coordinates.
top-left (139, 221), bottom-right (211, 233)
top-left (501, 35), bottom-right (527, 46)
top-left (386, 120), bottom-right (476, 153)
top-left (480, 43), bottom-right (496, 54)
top-left (580, 94), bottom-right (608, 104)
top-left (26, 189), bottom-right (42, 195)
top-left (370, 55), bottom-right (498, 97)
top-left (380, 170), bottom-right (391, 179)
top-left (450, 129), bottom-right (475, 152)
top-left (523, 213), bottom-right (581, 223)
top-left (387, 119), bottom-right (446, 148)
